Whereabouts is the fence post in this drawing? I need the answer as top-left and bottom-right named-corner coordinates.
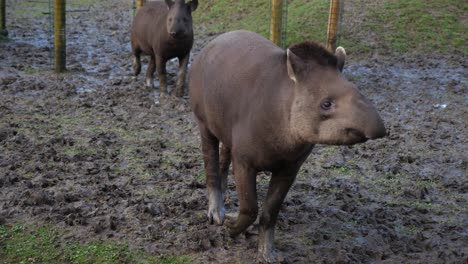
top-left (136, 0), bottom-right (145, 12)
top-left (54, 0), bottom-right (66, 72)
top-left (270, 0), bottom-right (283, 46)
top-left (326, 0), bottom-right (340, 51)
top-left (0, 0), bottom-right (7, 36)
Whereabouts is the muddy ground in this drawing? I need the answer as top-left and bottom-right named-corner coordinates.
top-left (0, 0), bottom-right (467, 263)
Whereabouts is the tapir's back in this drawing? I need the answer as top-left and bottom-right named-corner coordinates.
top-left (131, 1), bottom-right (168, 54)
top-left (189, 30), bottom-right (288, 146)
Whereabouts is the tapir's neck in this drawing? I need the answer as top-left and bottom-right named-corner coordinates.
top-left (256, 69), bottom-right (314, 164)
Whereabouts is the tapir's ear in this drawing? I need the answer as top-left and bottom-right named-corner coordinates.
top-left (286, 49), bottom-right (306, 83)
top-left (335, 46), bottom-right (346, 72)
top-left (165, 0), bottom-right (174, 8)
top-left (189, 0), bottom-right (198, 12)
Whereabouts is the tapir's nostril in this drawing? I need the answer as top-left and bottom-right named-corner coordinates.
top-left (169, 30), bottom-right (185, 38)
top-left (346, 128), bottom-right (366, 141)
top-left (366, 125), bottom-right (386, 140)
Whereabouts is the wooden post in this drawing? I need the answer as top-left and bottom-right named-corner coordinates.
top-left (136, 0), bottom-right (145, 12)
top-left (54, 0), bottom-right (66, 72)
top-left (0, 0), bottom-right (8, 36)
top-left (326, 0), bottom-right (340, 51)
top-left (270, 0), bottom-right (283, 46)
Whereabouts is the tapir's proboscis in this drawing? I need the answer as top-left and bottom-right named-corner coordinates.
top-left (131, 0), bottom-right (198, 98)
top-left (189, 30), bottom-right (386, 262)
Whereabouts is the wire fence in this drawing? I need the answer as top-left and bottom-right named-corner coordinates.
top-left (3, 0), bottom-right (343, 71)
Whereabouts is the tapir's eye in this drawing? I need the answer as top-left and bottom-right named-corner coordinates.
top-left (320, 99), bottom-right (334, 110)
top-left (169, 17), bottom-right (173, 22)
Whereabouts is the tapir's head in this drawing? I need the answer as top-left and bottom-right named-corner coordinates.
top-left (165, 0), bottom-right (198, 40)
top-left (287, 42), bottom-right (386, 145)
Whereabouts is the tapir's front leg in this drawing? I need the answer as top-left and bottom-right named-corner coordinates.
top-left (145, 55), bottom-right (156, 88)
top-left (225, 158), bottom-right (258, 236)
top-left (156, 55), bottom-right (168, 94)
top-left (257, 166), bottom-right (299, 263)
top-left (175, 54), bottom-right (190, 97)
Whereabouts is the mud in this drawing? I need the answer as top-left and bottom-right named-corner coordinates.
top-left (0, 0), bottom-right (467, 263)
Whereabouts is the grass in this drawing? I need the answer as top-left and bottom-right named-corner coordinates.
top-left (23, 66), bottom-right (49, 74)
top-left (0, 34), bottom-right (9, 42)
top-left (194, 0), bottom-right (328, 47)
top-left (353, 0), bottom-right (467, 54)
top-left (8, 0), bottom-right (105, 19)
top-left (0, 223), bottom-right (194, 264)
top-left (194, 0), bottom-right (467, 55)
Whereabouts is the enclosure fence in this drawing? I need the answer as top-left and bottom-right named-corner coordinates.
top-left (54, 0), bottom-right (66, 72)
top-left (0, 0), bottom-right (7, 36)
top-left (269, 0), bottom-right (288, 47)
top-left (2, 0), bottom-right (343, 72)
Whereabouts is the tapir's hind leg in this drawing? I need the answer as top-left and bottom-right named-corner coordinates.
top-left (200, 125), bottom-right (225, 225)
top-left (156, 55), bottom-right (168, 94)
top-left (132, 45), bottom-right (141, 76)
top-left (219, 143), bottom-right (231, 194)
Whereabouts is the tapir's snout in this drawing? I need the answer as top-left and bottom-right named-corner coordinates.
top-left (363, 109), bottom-right (386, 140)
top-left (169, 30), bottom-right (185, 39)
top-left (341, 94), bottom-right (386, 145)
top-left (367, 120), bottom-right (386, 139)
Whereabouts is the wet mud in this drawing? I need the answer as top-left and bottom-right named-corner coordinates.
top-left (0, 0), bottom-right (467, 263)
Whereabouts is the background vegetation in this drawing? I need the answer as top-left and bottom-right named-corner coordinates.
top-left (194, 0), bottom-right (467, 55)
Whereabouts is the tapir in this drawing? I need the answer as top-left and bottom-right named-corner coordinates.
top-left (131, 0), bottom-right (198, 97)
top-left (188, 30), bottom-right (386, 262)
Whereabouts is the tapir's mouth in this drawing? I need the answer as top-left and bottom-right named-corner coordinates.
top-left (345, 128), bottom-right (368, 143)
top-left (168, 32), bottom-right (189, 40)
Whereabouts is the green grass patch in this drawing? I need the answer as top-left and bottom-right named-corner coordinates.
top-left (0, 34), bottom-right (9, 42)
top-left (194, 0), bottom-right (328, 47)
top-left (355, 0), bottom-right (467, 54)
top-left (10, 0), bottom-right (102, 18)
top-left (194, 0), bottom-right (466, 55)
top-left (0, 223), bottom-right (194, 264)
top-left (23, 66), bottom-right (49, 74)
top-left (195, 171), bottom-right (205, 181)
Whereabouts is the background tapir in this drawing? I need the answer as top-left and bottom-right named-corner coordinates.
top-left (131, 0), bottom-right (198, 98)
top-left (189, 30), bottom-right (386, 262)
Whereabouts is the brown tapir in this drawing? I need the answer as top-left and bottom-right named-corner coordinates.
top-left (189, 30), bottom-right (386, 262)
top-left (131, 0), bottom-right (198, 97)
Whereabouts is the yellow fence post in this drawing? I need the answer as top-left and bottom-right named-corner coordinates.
top-left (270, 0), bottom-right (283, 46)
top-left (54, 0), bottom-right (66, 72)
top-left (136, 0), bottom-right (145, 12)
top-left (0, 0), bottom-right (7, 36)
top-left (326, 0), bottom-right (340, 51)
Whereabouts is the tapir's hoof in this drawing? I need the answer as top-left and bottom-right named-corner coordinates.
top-left (146, 78), bottom-right (154, 88)
top-left (225, 213), bottom-right (245, 237)
top-left (207, 207), bottom-right (225, 225)
top-left (153, 90), bottom-right (169, 105)
top-left (224, 212), bottom-right (237, 228)
top-left (134, 68), bottom-right (141, 77)
top-left (132, 63), bottom-right (141, 76)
